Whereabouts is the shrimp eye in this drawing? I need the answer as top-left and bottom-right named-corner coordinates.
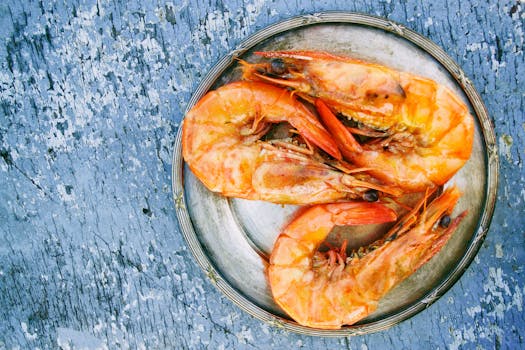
top-left (270, 58), bottom-right (287, 75)
top-left (363, 189), bottom-right (379, 202)
top-left (439, 214), bottom-right (451, 228)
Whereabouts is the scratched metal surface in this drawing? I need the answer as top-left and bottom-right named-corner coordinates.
top-left (0, 0), bottom-right (523, 349)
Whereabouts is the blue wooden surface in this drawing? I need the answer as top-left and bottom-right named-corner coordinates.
top-left (0, 0), bottom-right (523, 349)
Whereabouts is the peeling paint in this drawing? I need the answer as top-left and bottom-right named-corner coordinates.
top-left (424, 17), bottom-right (433, 28)
top-left (495, 244), bottom-right (504, 258)
top-left (21, 322), bottom-right (38, 341)
top-left (499, 134), bottom-right (513, 162)
top-left (56, 328), bottom-right (106, 350)
top-left (0, 0), bottom-right (523, 349)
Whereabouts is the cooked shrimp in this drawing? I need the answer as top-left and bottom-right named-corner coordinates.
top-left (242, 51), bottom-right (475, 191)
top-left (268, 186), bottom-right (466, 329)
top-left (182, 80), bottom-right (400, 204)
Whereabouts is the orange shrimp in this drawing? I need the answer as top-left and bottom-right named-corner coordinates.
top-left (242, 51), bottom-right (475, 192)
top-left (182, 80), bottom-right (401, 204)
top-left (268, 186), bottom-right (467, 329)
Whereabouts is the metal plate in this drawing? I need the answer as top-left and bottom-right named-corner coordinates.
top-left (172, 12), bottom-right (498, 336)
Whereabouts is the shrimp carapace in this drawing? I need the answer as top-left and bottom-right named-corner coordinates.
top-left (268, 186), bottom-right (467, 329)
top-left (182, 80), bottom-right (401, 204)
top-left (242, 51), bottom-right (475, 191)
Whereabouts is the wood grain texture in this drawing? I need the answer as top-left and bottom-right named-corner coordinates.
top-left (0, 0), bottom-right (523, 349)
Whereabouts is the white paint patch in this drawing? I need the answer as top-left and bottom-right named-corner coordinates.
top-left (44, 117), bottom-right (76, 152)
top-left (192, 11), bottom-right (230, 50)
top-left (489, 45), bottom-right (507, 73)
top-left (510, 3), bottom-right (523, 21)
top-left (147, 89), bottom-right (160, 107)
top-left (235, 326), bottom-right (254, 344)
top-left (93, 320), bottom-right (105, 333)
top-left (128, 156), bottom-right (142, 172)
top-left (141, 37), bottom-right (164, 63)
top-left (466, 304), bottom-right (481, 318)
top-left (191, 0), bottom-right (270, 53)
top-left (483, 268), bottom-right (512, 318)
top-left (449, 325), bottom-right (487, 350)
top-left (465, 42), bottom-right (484, 52)
top-left (57, 327), bottom-right (107, 350)
top-left (449, 266), bottom-right (524, 348)
top-left (85, 133), bottom-right (104, 148)
top-left (499, 135), bottom-right (513, 162)
top-left (424, 17), bottom-right (433, 29)
top-left (139, 289), bottom-right (164, 302)
top-left (495, 244), bottom-right (503, 258)
top-left (57, 184), bottom-right (76, 202)
top-left (21, 322), bottom-right (38, 341)
top-left (245, 0), bottom-right (266, 25)
top-left (511, 285), bottom-right (523, 312)
top-left (260, 322), bottom-right (270, 335)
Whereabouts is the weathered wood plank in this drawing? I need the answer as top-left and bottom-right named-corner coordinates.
top-left (0, 0), bottom-right (523, 349)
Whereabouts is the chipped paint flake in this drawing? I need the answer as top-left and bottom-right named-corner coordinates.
top-left (1, 0), bottom-right (523, 349)
top-left (424, 17), bottom-right (434, 28)
top-left (499, 134), bottom-right (513, 162)
top-left (56, 327), bottom-right (107, 350)
top-left (495, 244), bottom-right (504, 258)
top-left (466, 305), bottom-right (481, 318)
top-left (56, 184), bottom-right (76, 202)
top-left (20, 322), bottom-right (38, 341)
top-left (235, 326), bottom-right (254, 345)
top-left (513, 285), bottom-right (524, 312)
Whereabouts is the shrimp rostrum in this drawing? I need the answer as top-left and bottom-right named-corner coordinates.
top-left (242, 51), bottom-right (475, 192)
top-left (268, 186), bottom-right (467, 329)
top-left (182, 80), bottom-right (400, 204)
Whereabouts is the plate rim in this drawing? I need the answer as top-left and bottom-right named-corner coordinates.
top-left (171, 11), bottom-right (499, 336)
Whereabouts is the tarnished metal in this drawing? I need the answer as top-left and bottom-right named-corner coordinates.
top-left (172, 12), bottom-right (498, 336)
